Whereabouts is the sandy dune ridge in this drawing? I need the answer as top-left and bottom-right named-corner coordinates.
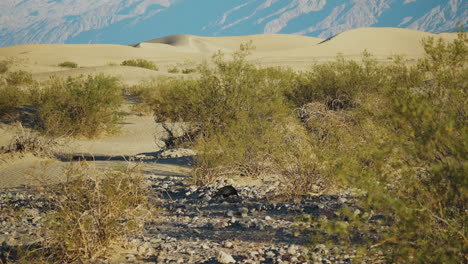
top-left (0, 27), bottom-right (458, 85)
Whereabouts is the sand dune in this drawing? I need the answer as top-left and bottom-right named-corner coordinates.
top-left (0, 28), bottom-right (459, 84)
top-left (146, 34), bottom-right (323, 53)
top-left (310, 27), bottom-right (457, 57)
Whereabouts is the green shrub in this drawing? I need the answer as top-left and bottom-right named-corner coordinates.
top-left (151, 43), bottom-right (303, 185)
top-left (58, 61), bottom-right (78, 68)
top-left (289, 52), bottom-right (384, 110)
top-left (5, 70), bottom-right (33, 86)
top-left (181, 68), bottom-right (196, 74)
top-left (121, 59), bottom-right (159, 70)
top-left (301, 33), bottom-right (467, 263)
top-left (35, 74), bottom-right (123, 137)
top-left (0, 84), bottom-right (27, 116)
top-left (167, 66), bottom-right (180, 73)
top-left (0, 60), bottom-right (9, 74)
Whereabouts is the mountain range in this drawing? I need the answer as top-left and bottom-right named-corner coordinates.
top-left (0, 0), bottom-right (466, 47)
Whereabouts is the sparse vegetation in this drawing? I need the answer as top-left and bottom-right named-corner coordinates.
top-left (121, 59), bottom-right (159, 71)
top-left (34, 74), bottom-right (123, 137)
top-left (147, 33), bottom-right (466, 263)
top-left (5, 123), bottom-right (59, 157)
top-left (295, 32), bottom-right (467, 263)
top-left (5, 70), bottom-right (33, 86)
top-left (16, 163), bottom-right (154, 263)
top-left (58, 61), bottom-right (78, 68)
top-left (151, 44), bottom-right (306, 185)
top-left (181, 68), bottom-right (196, 74)
top-left (0, 70), bottom-right (35, 119)
top-left (0, 84), bottom-right (28, 117)
top-left (0, 60), bottom-right (10, 74)
top-left (167, 66), bottom-right (180, 73)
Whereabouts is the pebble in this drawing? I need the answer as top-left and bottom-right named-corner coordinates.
top-left (239, 207), bottom-right (249, 217)
top-left (287, 245), bottom-right (297, 255)
top-left (126, 254), bottom-right (136, 262)
top-left (216, 250), bottom-right (236, 264)
top-left (223, 241), bottom-right (234, 248)
top-left (268, 251), bottom-right (278, 259)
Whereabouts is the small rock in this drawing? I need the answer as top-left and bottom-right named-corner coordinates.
top-left (264, 216), bottom-right (272, 221)
top-left (214, 221), bottom-right (228, 229)
top-left (201, 244), bottom-right (210, 249)
top-left (227, 210), bottom-right (235, 217)
top-left (126, 254), bottom-right (137, 262)
top-left (239, 207), bottom-right (249, 217)
top-left (216, 250), bottom-right (236, 264)
top-left (23, 208), bottom-right (39, 217)
top-left (223, 241), bottom-right (233, 248)
top-left (266, 251), bottom-right (276, 258)
top-left (287, 245), bottom-right (297, 255)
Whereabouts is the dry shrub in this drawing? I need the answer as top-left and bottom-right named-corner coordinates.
top-left (5, 123), bottom-right (59, 157)
top-left (35, 163), bottom-right (155, 263)
top-left (192, 166), bottom-right (233, 186)
top-left (35, 74), bottom-right (123, 137)
top-left (181, 68), bottom-right (196, 74)
top-left (121, 59), bottom-right (158, 71)
top-left (5, 70), bottom-right (33, 86)
top-left (296, 102), bottom-right (353, 145)
top-left (0, 60), bottom-right (9, 74)
top-left (167, 66), bottom-right (180, 73)
top-left (277, 152), bottom-right (325, 199)
top-left (58, 61), bottom-right (78, 68)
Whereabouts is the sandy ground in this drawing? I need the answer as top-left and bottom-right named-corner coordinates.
top-left (0, 27), bottom-right (459, 188)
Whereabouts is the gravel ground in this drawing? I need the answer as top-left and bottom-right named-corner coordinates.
top-left (0, 159), bottom-right (386, 264)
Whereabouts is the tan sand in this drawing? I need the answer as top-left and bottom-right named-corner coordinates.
top-left (0, 28), bottom-right (458, 84)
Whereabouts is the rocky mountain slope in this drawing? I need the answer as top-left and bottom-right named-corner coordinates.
top-left (0, 0), bottom-right (466, 47)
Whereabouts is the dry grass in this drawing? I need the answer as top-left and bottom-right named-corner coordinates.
top-left (5, 122), bottom-right (60, 157)
top-left (15, 162), bottom-right (156, 263)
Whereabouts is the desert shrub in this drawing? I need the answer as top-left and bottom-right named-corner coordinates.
top-left (151, 43), bottom-right (302, 185)
top-left (181, 68), bottom-right (196, 74)
top-left (0, 84), bottom-right (28, 116)
top-left (167, 66), bottom-right (180, 73)
top-left (58, 61), bottom-right (78, 68)
top-left (289, 52), bottom-right (384, 110)
top-left (121, 59), bottom-right (159, 70)
top-left (19, 163), bottom-right (154, 263)
top-left (34, 74), bottom-right (123, 137)
top-left (0, 60), bottom-right (9, 74)
top-left (302, 33), bottom-right (467, 263)
top-left (6, 123), bottom-right (58, 156)
top-left (125, 78), bottom-right (181, 116)
top-left (5, 70), bottom-right (33, 86)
